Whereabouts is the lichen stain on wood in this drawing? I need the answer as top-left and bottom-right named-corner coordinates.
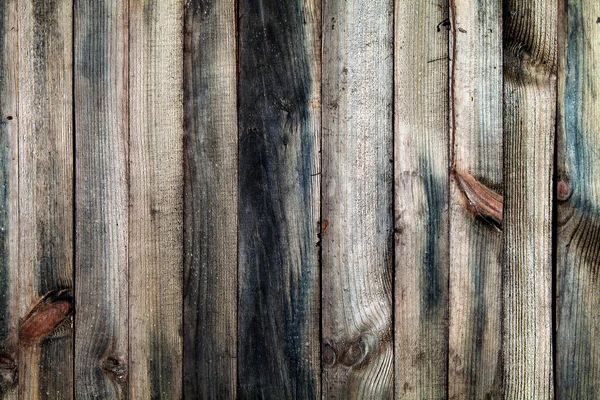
top-left (454, 170), bottom-right (503, 227)
top-left (19, 289), bottom-right (73, 345)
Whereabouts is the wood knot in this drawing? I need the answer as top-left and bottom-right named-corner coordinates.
top-left (101, 355), bottom-right (128, 384)
top-left (557, 179), bottom-right (571, 202)
top-left (324, 334), bottom-right (378, 369)
top-left (19, 289), bottom-right (73, 345)
top-left (322, 340), bottom-right (337, 367)
top-left (454, 170), bottom-right (503, 228)
top-left (0, 352), bottom-right (17, 388)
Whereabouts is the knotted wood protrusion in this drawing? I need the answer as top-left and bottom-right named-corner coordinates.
top-left (19, 289), bottom-right (73, 345)
top-left (454, 170), bottom-right (503, 227)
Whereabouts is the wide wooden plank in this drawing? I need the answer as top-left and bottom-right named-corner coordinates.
top-left (17, 0), bottom-right (74, 398)
top-left (183, 0), bottom-right (237, 397)
top-left (237, 0), bottom-right (321, 397)
top-left (0, 0), bottom-right (18, 397)
top-left (129, 0), bottom-right (183, 397)
top-left (556, 0), bottom-right (600, 397)
top-left (74, 0), bottom-right (128, 398)
top-left (448, 1), bottom-right (503, 398)
top-left (394, 1), bottom-right (448, 398)
top-left (322, 0), bottom-right (393, 397)
top-left (502, 0), bottom-right (557, 397)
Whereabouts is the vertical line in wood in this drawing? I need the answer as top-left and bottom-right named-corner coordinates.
top-left (74, 0), bottom-right (129, 397)
top-left (394, 1), bottom-right (449, 398)
top-left (237, 0), bottom-right (321, 397)
top-left (17, 0), bottom-right (74, 397)
top-left (182, 0), bottom-right (238, 397)
top-left (322, 0), bottom-right (394, 397)
top-left (129, 0), bottom-right (183, 397)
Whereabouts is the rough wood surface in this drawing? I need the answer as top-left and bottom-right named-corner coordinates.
top-left (502, 0), bottom-right (557, 398)
top-left (0, 0), bottom-right (18, 397)
top-left (183, 0), bottom-right (237, 397)
top-left (74, 0), bottom-right (129, 398)
top-left (129, 0), bottom-right (183, 397)
top-left (556, 0), bottom-right (600, 397)
top-left (17, 0), bottom-right (74, 398)
top-left (394, 1), bottom-right (449, 398)
top-left (322, 0), bottom-right (393, 397)
top-left (237, 0), bottom-right (321, 397)
top-left (448, 1), bottom-right (503, 398)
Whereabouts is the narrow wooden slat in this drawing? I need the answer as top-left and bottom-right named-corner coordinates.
top-left (74, 0), bottom-right (128, 398)
top-left (556, 0), bottom-right (600, 397)
top-left (129, 0), bottom-right (183, 397)
top-left (448, 1), bottom-right (503, 398)
top-left (0, 0), bottom-right (18, 397)
top-left (394, 1), bottom-right (449, 398)
top-left (237, 0), bottom-right (321, 397)
top-left (322, 0), bottom-right (393, 397)
top-left (17, 0), bottom-right (74, 398)
top-left (502, 0), bottom-right (557, 397)
top-left (183, 0), bottom-right (237, 397)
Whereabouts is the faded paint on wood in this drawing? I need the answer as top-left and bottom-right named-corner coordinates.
top-left (503, 0), bottom-right (557, 397)
top-left (394, 1), bottom-right (449, 398)
top-left (18, 0), bottom-right (74, 398)
top-left (74, 0), bottom-right (129, 398)
top-left (556, 0), bottom-right (600, 397)
top-left (448, 0), bottom-right (503, 398)
top-left (322, 0), bottom-right (393, 397)
top-left (129, 0), bottom-right (183, 397)
top-left (237, 0), bottom-right (321, 397)
top-left (183, 0), bottom-right (237, 397)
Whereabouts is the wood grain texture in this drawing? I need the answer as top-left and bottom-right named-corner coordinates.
top-left (322, 0), bottom-right (393, 397)
top-left (448, 0), bottom-right (503, 398)
top-left (183, 0), bottom-right (237, 398)
top-left (18, 0), bottom-right (74, 398)
top-left (129, 0), bottom-right (183, 397)
top-left (394, 1), bottom-right (448, 398)
top-left (74, 0), bottom-right (129, 398)
top-left (237, 0), bottom-right (321, 397)
top-left (502, 0), bottom-right (557, 397)
top-left (0, 0), bottom-right (18, 397)
top-left (556, 0), bottom-right (600, 397)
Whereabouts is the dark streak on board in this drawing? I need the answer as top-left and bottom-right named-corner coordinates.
top-left (0, 0), bottom-right (9, 351)
top-left (148, 330), bottom-right (174, 399)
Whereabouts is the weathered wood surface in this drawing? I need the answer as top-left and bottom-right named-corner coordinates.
top-left (129, 0), bottom-right (183, 397)
top-left (503, 0), bottom-right (557, 397)
top-left (183, 0), bottom-right (237, 398)
top-left (322, 0), bottom-right (393, 397)
top-left (18, 0), bottom-right (74, 398)
top-left (556, 0), bottom-right (600, 397)
top-left (237, 0), bottom-right (321, 397)
top-left (0, 0), bottom-right (18, 397)
top-left (74, 0), bottom-right (129, 398)
top-left (395, 1), bottom-right (449, 398)
top-left (448, 0), bottom-right (503, 398)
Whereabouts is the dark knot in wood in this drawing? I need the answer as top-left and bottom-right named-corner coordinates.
top-left (322, 340), bottom-right (337, 367)
top-left (557, 179), bottom-right (571, 202)
top-left (454, 170), bottom-right (503, 228)
top-left (323, 334), bottom-right (378, 369)
top-left (101, 355), bottom-right (128, 385)
top-left (0, 352), bottom-right (17, 388)
top-left (19, 289), bottom-right (73, 345)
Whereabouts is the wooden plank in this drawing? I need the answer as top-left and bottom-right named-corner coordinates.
top-left (448, 1), bottom-right (503, 398)
top-left (502, 0), bottom-right (557, 397)
top-left (17, 0), bottom-right (74, 398)
top-left (182, 0), bottom-right (237, 397)
top-left (556, 0), bottom-right (600, 397)
top-left (74, 0), bottom-right (128, 398)
top-left (237, 0), bottom-right (321, 397)
top-left (129, 0), bottom-right (183, 397)
top-left (394, 1), bottom-right (449, 398)
top-left (0, 0), bottom-right (18, 397)
top-left (322, 0), bottom-right (393, 397)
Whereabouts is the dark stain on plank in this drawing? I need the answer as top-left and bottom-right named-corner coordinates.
top-left (238, 0), bottom-right (318, 397)
top-left (148, 329), bottom-right (175, 400)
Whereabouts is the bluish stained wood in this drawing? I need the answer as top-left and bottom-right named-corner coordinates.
top-left (183, 0), bottom-right (237, 398)
top-left (556, 0), bottom-right (600, 397)
top-left (237, 0), bottom-right (321, 397)
top-left (74, 0), bottom-right (129, 398)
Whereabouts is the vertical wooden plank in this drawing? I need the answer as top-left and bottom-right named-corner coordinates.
top-left (237, 0), bottom-right (321, 397)
top-left (394, 1), bottom-right (448, 398)
top-left (448, 1), bottom-right (503, 398)
top-left (322, 0), bottom-right (393, 397)
top-left (556, 0), bottom-right (600, 397)
top-left (129, 0), bottom-right (183, 397)
top-left (0, 0), bottom-right (18, 397)
top-left (74, 0), bottom-right (128, 398)
top-left (18, 0), bottom-right (74, 398)
top-left (183, 0), bottom-right (237, 398)
top-left (502, 0), bottom-right (557, 397)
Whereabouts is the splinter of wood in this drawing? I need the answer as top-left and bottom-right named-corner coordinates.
top-left (454, 170), bottom-right (503, 225)
top-left (19, 289), bottom-right (73, 345)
